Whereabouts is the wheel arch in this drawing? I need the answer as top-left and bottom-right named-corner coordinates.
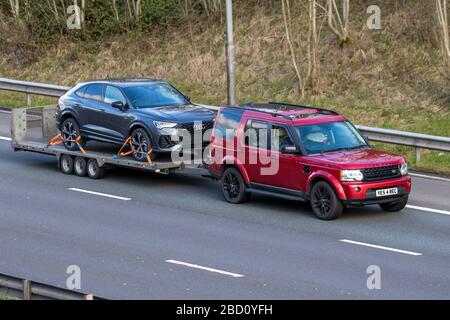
top-left (307, 171), bottom-right (347, 200)
top-left (128, 122), bottom-right (154, 142)
top-left (220, 161), bottom-right (250, 184)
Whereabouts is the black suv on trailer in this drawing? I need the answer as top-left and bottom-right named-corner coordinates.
top-left (56, 78), bottom-right (216, 161)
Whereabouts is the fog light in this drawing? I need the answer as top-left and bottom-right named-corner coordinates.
top-left (354, 187), bottom-right (361, 192)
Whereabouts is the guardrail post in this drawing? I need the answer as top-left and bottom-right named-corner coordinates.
top-left (22, 279), bottom-right (31, 300)
top-left (26, 93), bottom-right (32, 107)
top-left (415, 147), bottom-right (422, 164)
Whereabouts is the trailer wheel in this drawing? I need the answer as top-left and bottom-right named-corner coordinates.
top-left (60, 154), bottom-right (74, 175)
top-left (74, 157), bottom-right (87, 177)
top-left (87, 159), bottom-right (105, 179)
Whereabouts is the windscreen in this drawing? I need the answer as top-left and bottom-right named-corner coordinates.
top-left (297, 121), bottom-right (368, 155)
top-left (123, 83), bottom-right (188, 108)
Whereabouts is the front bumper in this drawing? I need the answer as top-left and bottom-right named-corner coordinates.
top-left (341, 175), bottom-right (411, 207)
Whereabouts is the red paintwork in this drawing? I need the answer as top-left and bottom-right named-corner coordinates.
top-left (209, 107), bottom-right (411, 202)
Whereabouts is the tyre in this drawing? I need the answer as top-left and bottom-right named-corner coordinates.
top-left (221, 167), bottom-right (250, 204)
top-left (86, 159), bottom-right (105, 179)
top-left (61, 118), bottom-right (86, 151)
top-left (130, 128), bottom-right (155, 162)
top-left (379, 196), bottom-right (408, 212)
top-left (60, 154), bottom-right (74, 175)
top-left (310, 181), bottom-right (344, 220)
top-left (74, 157), bottom-right (87, 177)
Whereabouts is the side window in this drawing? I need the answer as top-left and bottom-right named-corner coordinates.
top-left (84, 84), bottom-right (104, 102)
top-left (75, 86), bottom-right (87, 98)
top-left (214, 109), bottom-right (244, 140)
top-left (104, 86), bottom-right (126, 104)
top-left (271, 125), bottom-right (294, 151)
top-left (245, 120), bottom-right (269, 149)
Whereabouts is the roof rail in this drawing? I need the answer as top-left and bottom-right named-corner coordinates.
top-left (268, 101), bottom-right (339, 115)
top-left (226, 105), bottom-right (292, 121)
top-left (87, 77), bottom-right (161, 83)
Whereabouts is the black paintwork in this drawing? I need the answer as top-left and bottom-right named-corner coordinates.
top-left (56, 79), bottom-right (217, 153)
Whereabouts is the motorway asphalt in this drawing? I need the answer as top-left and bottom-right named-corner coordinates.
top-left (0, 111), bottom-right (450, 299)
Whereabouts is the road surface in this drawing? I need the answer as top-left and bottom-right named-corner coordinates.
top-left (0, 110), bottom-right (449, 299)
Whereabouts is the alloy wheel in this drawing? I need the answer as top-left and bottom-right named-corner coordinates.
top-left (131, 130), bottom-right (149, 161)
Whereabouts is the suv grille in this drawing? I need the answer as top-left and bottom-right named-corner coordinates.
top-left (362, 165), bottom-right (401, 182)
top-left (176, 121), bottom-right (214, 148)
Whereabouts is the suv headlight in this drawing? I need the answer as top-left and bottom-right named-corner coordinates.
top-left (153, 121), bottom-right (178, 130)
top-left (340, 169), bottom-right (364, 182)
top-left (400, 163), bottom-right (408, 176)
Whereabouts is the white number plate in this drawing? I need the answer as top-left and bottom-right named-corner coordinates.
top-left (376, 187), bottom-right (398, 197)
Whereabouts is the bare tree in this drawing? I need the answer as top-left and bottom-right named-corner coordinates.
top-left (307, 0), bottom-right (321, 94)
top-left (327, 0), bottom-right (349, 46)
top-left (281, 0), bottom-right (305, 97)
top-left (9, 0), bottom-right (20, 21)
top-left (436, 0), bottom-right (450, 65)
top-left (112, 0), bottom-right (120, 22)
top-left (281, 0), bottom-right (321, 97)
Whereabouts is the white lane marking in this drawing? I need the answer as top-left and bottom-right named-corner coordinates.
top-left (0, 110), bottom-right (11, 114)
top-left (0, 136), bottom-right (11, 141)
top-left (340, 239), bottom-right (422, 256)
top-left (166, 259), bottom-right (244, 278)
top-left (410, 173), bottom-right (450, 183)
top-left (406, 205), bottom-right (450, 216)
top-left (68, 188), bottom-right (131, 201)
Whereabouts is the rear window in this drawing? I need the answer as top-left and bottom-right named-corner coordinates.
top-left (84, 84), bottom-right (104, 102)
top-left (214, 108), bottom-right (244, 140)
top-left (75, 86), bottom-right (87, 98)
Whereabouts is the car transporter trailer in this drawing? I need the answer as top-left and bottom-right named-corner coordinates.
top-left (10, 105), bottom-right (188, 179)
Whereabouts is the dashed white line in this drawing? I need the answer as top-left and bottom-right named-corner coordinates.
top-left (406, 205), bottom-right (450, 216)
top-left (68, 188), bottom-right (131, 201)
top-left (0, 110), bottom-right (11, 114)
top-left (0, 136), bottom-right (11, 141)
top-left (340, 239), bottom-right (422, 256)
top-left (410, 173), bottom-right (450, 183)
top-left (166, 259), bottom-right (244, 278)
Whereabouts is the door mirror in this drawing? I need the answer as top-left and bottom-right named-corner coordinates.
top-left (281, 144), bottom-right (298, 154)
top-left (112, 101), bottom-right (127, 111)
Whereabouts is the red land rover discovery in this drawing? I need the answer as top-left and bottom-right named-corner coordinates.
top-left (208, 102), bottom-right (411, 220)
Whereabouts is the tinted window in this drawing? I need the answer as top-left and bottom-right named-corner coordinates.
top-left (75, 86), bottom-right (87, 98)
top-left (123, 83), bottom-right (187, 108)
top-left (105, 86), bottom-right (126, 104)
top-left (214, 108), bottom-right (244, 140)
top-left (271, 125), bottom-right (294, 151)
top-left (245, 120), bottom-right (269, 149)
top-left (84, 84), bottom-right (104, 101)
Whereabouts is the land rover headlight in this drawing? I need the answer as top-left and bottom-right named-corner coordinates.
top-left (340, 169), bottom-right (364, 182)
top-left (400, 163), bottom-right (408, 176)
top-left (154, 121), bottom-right (178, 130)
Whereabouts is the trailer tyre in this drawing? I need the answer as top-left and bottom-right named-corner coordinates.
top-left (74, 157), bottom-right (87, 177)
top-left (87, 159), bottom-right (105, 179)
top-left (60, 154), bottom-right (74, 175)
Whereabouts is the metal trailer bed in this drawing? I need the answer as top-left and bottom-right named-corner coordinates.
top-left (10, 105), bottom-right (187, 177)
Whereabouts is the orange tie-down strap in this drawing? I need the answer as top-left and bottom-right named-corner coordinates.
top-left (117, 136), bottom-right (154, 164)
top-left (47, 133), bottom-right (86, 154)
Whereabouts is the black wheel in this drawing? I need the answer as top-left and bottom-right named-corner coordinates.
top-left (310, 181), bottom-right (343, 220)
top-left (86, 159), bottom-right (105, 179)
top-left (74, 157), bottom-right (87, 177)
top-left (379, 196), bottom-right (408, 212)
top-left (60, 154), bottom-right (74, 175)
top-left (130, 128), bottom-right (155, 162)
top-left (61, 118), bottom-right (85, 151)
top-left (221, 167), bottom-right (250, 204)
